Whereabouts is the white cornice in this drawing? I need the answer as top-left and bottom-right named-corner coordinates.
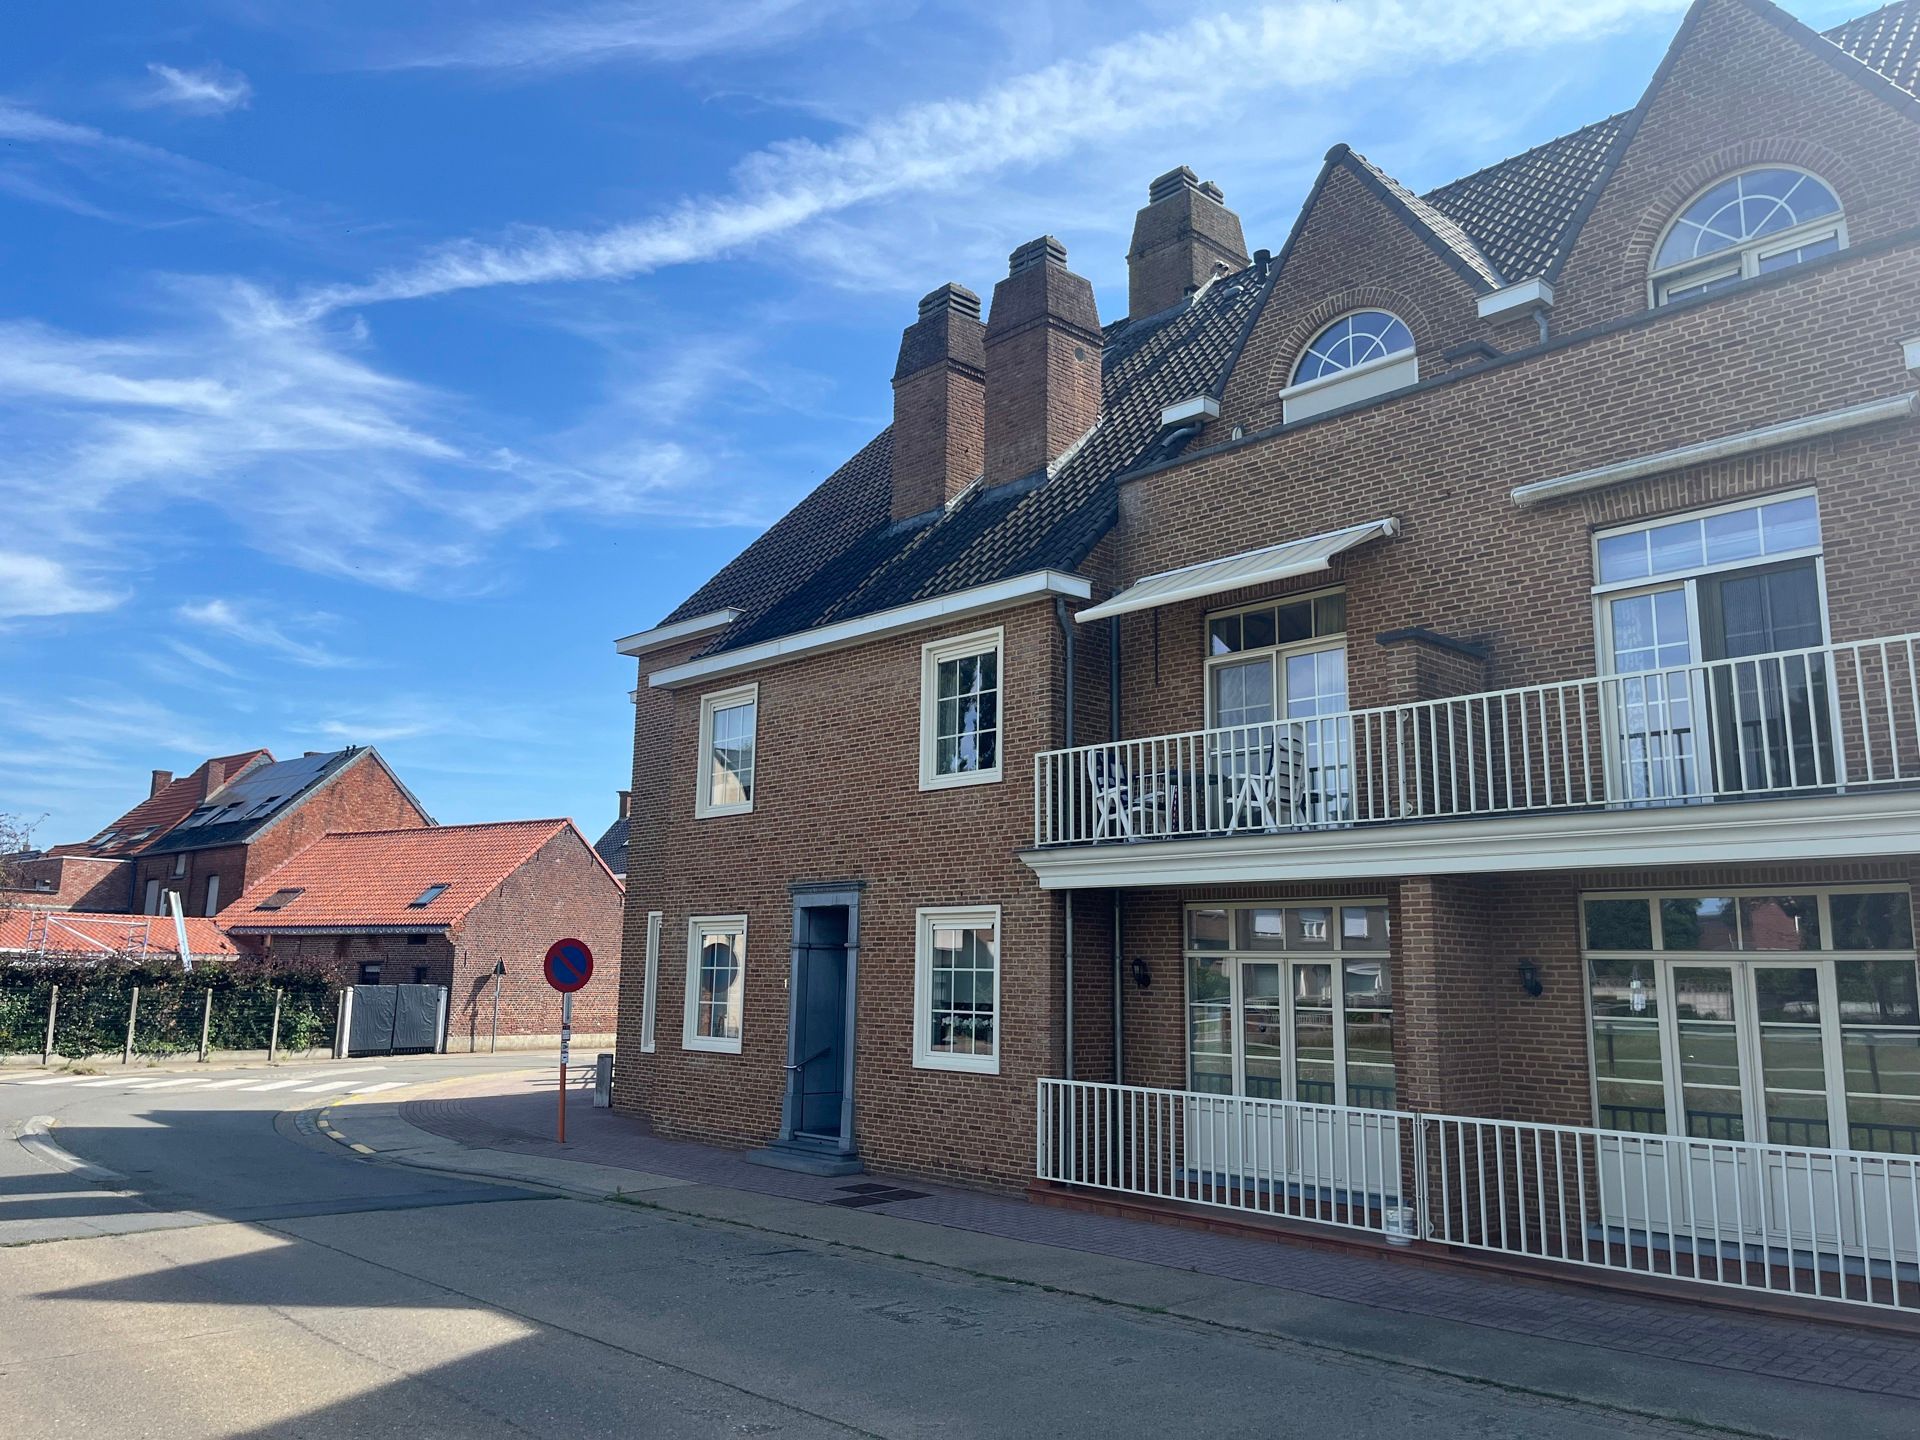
top-left (615, 608), bottom-right (742, 658)
top-left (1476, 277), bottom-right (1554, 319)
top-left (647, 570), bottom-right (1091, 689)
top-left (1511, 394), bottom-right (1916, 507)
top-left (1018, 790), bottom-right (1920, 889)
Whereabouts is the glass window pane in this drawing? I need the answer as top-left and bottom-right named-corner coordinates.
top-left (1343, 959), bottom-right (1390, 1003)
top-left (1240, 608), bottom-right (1275, 650)
top-left (1275, 601), bottom-right (1313, 644)
top-left (1287, 906), bottom-right (1332, 949)
top-left (1585, 898), bottom-right (1653, 950)
top-left (1314, 592), bottom-right (1347, 636)
top-left (1598, 532), bottom-right (1649, 583)
top-left (1662, 897), bottom-right (1737, 951)
top-left (1187, 908), bottom-right (1230, 950)
top-left (1293, 994), bottom-right (1336, 1105)
top-left (1760, 495), bottom-right (1820, 553)
top-left (1836, 960), bottom-right (1920, 1024)
top-left (1209, 616), bottom-right (1240, 655)
top-left (1340, 904), bottom-right (1389, 951)
top-left (1703, 506), bottom-right (1762, 565)
top-left (1589, 957), bottom-right (1658, 1018)
top-left (1739, 896), bottom-right (1821, 951)
top-left (1648, 519), bottom-right (1703, 576)
top-left (1673, 965), bottom-right (1737, 1021)
top-left (1235, 908), bottom-right (1286, 951)
top-left (1830, 893), bottom-right (1915, 951)
top-left (1293, 963), bottom-right (1334, 1006)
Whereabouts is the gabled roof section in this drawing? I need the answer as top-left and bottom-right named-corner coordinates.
top-left (1826, 1), bottom-right (1920, 95)
top-left (144, 747), bottom-right (379, 854)
top-left (226, 818), bottom-right (598, 931)
top-left (52, 750), bottom-right (273, 858)
top-left (1339, 148), bottom-right (1504, 289)
top-left (1422, 113), bottom-right (1630, 283)
top-left (653, 269), bottom-right (1267, 659)
top-left (592, 816), bottom-right (628, 875)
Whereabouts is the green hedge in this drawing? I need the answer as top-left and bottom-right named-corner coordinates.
top-left (0, 960), bottom-right (340, 1059)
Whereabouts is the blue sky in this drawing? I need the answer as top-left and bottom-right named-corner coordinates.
top-left (0, 0), bottom-right (1868, 845)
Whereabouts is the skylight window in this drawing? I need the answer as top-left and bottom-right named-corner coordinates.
top-left (256, 887), bottom-right (304, 911)
top-left (409, 884), bottom-right (450, 908)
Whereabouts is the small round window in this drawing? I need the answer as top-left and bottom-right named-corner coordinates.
top-left (1292, 310), bottom-right (1414, 385)
top-left (1652, 168), bottom-right (1842, 305)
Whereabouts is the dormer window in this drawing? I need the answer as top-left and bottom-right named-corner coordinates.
top-left (1280, 310), bottom-right (1418, 424)
top-left (1651, 168), bottom-right (1843, 306)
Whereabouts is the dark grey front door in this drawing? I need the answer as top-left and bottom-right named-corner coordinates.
top-left (793, 905), bottom-right (849, 1139)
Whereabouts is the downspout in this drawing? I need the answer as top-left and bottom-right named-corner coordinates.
top-left (1054, 597), bottom-right (1076, 1081)
top-left (1109, 616), bottom-right (1124, 1085)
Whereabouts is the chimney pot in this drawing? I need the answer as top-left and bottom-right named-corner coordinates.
top-left (1127, 167), bottom-right (1250, 319)
top-left (150, 769), bottom-right (173, 798)
top-left (889, 282), bottom-right (988, 523)
top-left (983, 237), bottom-right (1102, 489)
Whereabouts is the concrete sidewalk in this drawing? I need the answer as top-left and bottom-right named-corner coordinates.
top-left (303, 1069), bottom-right (1920, 1440)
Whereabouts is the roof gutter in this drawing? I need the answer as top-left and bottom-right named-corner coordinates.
top-left (615, 608), bottom-right (743, 658)
top-left (648, 570), bottom-right (1092, 689)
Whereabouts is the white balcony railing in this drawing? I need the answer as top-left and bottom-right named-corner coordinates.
top-left (1036, 1079), bottom-right (1920, 1314)
top-left (1033, 632), bottom-right (1920, 847)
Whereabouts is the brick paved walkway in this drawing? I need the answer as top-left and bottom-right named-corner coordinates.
top-left (403, 1079), bottom-right (1920, 1401)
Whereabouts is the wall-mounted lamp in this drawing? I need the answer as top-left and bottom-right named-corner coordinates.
top-left (1517, 959), bottom-right (1543, 998)
top-left (1130, 955), bottom-right (1153, 990)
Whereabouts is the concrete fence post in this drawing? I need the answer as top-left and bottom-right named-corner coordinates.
top-left (198, 990), bottom-right (213, 1063)
top-left (334, 987), bottom-right (353, 1059)
top-left (123, 985), bottom-right (139, 1065)
top-left (594, 1053), bottom-right (613, 1108)
top-left (42, 984), bottom-right (59, 1067)
top-left (268, 988), bottom-right (283, 1063)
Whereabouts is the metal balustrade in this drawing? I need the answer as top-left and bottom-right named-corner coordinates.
top-left (1033, 632), bottom-right (1920, 847)
top-left (1036, 1078), bottom-right (1920, 1314)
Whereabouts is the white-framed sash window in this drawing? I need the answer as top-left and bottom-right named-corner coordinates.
top-left (641, 910), bottom-right (662, 1053)
top-left (1185, 900), bottom-right (1394, 1109)
top-left (203, 874), bottom-right (220, 915)
top-left (920, 627), bottom-right (1004, 790)
top-left (684, 915), bottom-right (747, 1053)
top-left (1583, 886), bottom-right (1920, 1153)
top-left (1593, 490), bottom-right (1832, 803)
top-left (696, 683), bottom-right (758, 818)
top-left (913, 905), bottom-right (1000, 1073)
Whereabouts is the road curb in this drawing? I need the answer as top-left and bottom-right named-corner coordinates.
top-left (15, 1115), bottom-right (129, 1189)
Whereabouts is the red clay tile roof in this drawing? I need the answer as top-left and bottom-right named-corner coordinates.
top-left (0, 910), bottom-right (239, 959)
top-left (227, 819), bottom-right (594, 931)
top-left (49, 750), bottom-right (273, 858)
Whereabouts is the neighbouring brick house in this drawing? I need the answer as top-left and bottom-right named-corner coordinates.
top-left (224, 820), bottom-right (624, 1052)
top-left (615, 0), bottom-right (1920, 1307)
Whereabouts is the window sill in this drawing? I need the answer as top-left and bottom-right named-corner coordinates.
top-left (913, 1052), bottom-right (1001, 1076)
top-left (1279, 352), bottom-right (1418, 425)
top-left (919, 768), bottom-right (1003, 793)
top-left (694, 801), bottom-right (754, 820)
top-left (682, 1035), bottom-right (742, 1055)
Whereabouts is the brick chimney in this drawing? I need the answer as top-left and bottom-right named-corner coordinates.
top-left (983, 237), bottom-right (1102, 489)
top-left (204, 759), bottom-right (227, 792)
top-left (1127, 167), bottom-right (1249, 319)
top-left (617, 789), bottom-right (631, 820)
top-left (890, 283), bottom-right (987, 523)
top-left (149, 769), bottom-right (173, 798)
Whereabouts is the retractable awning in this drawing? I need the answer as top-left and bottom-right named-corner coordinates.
top-left (1076, 517), bottom-right (1398, 623)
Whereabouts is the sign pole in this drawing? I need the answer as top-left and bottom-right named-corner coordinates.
top-left (558, 990), bottom-right (573, 1143)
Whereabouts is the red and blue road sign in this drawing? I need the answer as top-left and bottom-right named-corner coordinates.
top-left (543, 938), bottom-right (594, 993)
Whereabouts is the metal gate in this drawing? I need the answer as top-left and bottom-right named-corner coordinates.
top-left (345, 984), bottom-right (447, 1057)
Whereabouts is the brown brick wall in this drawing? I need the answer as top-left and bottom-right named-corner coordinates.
top-left (4, 855), bottom-right (133, 912)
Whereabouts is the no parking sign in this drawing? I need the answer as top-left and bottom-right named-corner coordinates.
top-left (542, 938), bottom-right (593, 1142)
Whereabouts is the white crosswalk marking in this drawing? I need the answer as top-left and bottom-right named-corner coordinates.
top-left (16, 1075), bottom-right (87, 1086)
top-left (74, 1076), bottom-right (138, 1087)
top-left (195, 1077), bottom-right (271, 1089)
top-left (243, 1071), bottom-right (382, 1092)
top-left (125, 1077), bottom-right (212, 1090)
top-left (342, 1082), bottom-right (408, 1096)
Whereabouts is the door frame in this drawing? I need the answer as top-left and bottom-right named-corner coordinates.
top-left (780, 882), bottom-right (863, 1156)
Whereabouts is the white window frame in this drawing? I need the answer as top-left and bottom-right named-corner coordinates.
top-left (1649, 168), bottom-right (1847, 307)
top-left (919, 626), bottom-right (1005, 792)
top-left (694, 682), bottom-right (758, 819)
top-left (172, 853), bottom-right (188, 877)
top-left (203, 874), bottom-right (219, 916)
top-left (1201, 586), bottom-right (1348, 730)
top-left (142, 878), bottom-right (161, 915)
top-left (640, 910), bottom-right (662, 1053)
top-left (683, 914), bottom-right (747, 1054)
top-left (913, 904), bottom-right (1002, 1075)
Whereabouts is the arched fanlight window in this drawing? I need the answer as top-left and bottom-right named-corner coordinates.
top-left (1651, 167), bottom-right (1843, 306)
top-left (1292, 310), bottom-right (1415, 386)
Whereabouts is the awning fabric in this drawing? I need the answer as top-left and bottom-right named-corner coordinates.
top-left (1076, 517), bottom-right (1398, 623)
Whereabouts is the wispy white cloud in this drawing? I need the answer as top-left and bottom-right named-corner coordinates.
top-left (175, 597), bottom-right (353, 668)
top-left (0, 554), bottom-right (125, 622)
top-left (142, 62), bottom-right (253, 116)
top-left (158, 638), bottom-right (244, 680)
top-left (307, 0), bottom-right (1683, 313)
top-left (381, 0), bottom-right (865, 73)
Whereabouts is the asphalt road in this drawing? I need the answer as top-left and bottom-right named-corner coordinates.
top-left (0, 1056), bottom-right (1788, 1438)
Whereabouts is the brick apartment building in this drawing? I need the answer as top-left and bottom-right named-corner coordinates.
top-left (225, 820), bottom-right (624, 1051)
top-left (614, 0), bottom-right (1920, 1308)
